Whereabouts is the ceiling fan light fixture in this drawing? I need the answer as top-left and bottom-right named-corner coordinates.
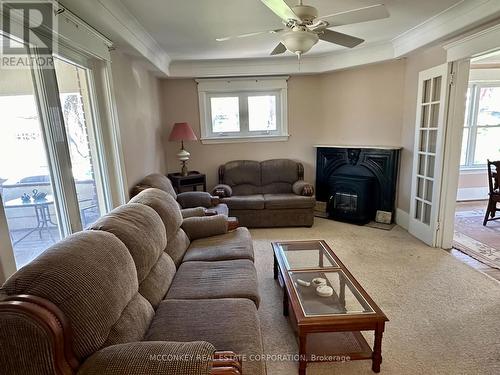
top-left (281, 28), bottom-right (318, 55)
top-left (291, 4), bottom-right (318, 23)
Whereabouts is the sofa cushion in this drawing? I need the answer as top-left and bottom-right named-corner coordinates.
top-left (223, 160), bottom-right (261, 195)
top-left (264, 193), bottom-right (316, 209)
top-left (0, 231), bottom-right (153, 360)
top-left (129, 188), bottom-right (182, 239)
top-left (79, 341), bottom-right (215, 375)
top-left (261, 159), bottom-right (300, 184)
top-left (222, 194), bottom-right (265, 210)
top-left (129, 188), bottom-right (190, 267)
top-left (145, 299), bottom-right (265, 375)
top-left (88, 203), bottom-right (176, 308)
top-left (165, 260), bottom-right (260, 307)
top-left (183, 227), bottom-right (254, 262)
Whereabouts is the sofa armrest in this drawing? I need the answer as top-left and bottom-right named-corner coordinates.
top-left (292, 180), bottom-right (315, 196)
top-left (212, 184), bottom-right (232, 198)
top-left (177, 191), bottom-right (216, 208)
top-left (211, 352), bottom-right (242, 375)
top-left (181, 207), bottom-right (208, 218)
top-left (78, 341), bottom-right (218, 375)
top-left (182, 215), bottom-right (230, 240)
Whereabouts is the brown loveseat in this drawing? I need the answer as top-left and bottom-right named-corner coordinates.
top-left (213, 159), bottom-right (315, 227)
top-left (0, 188), bottom-right (265, 375)
top-left (132, 173), bottom-right (229, 217)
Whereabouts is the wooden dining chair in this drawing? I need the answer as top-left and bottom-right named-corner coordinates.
top-left (483, 159), bottom-right (500, 226)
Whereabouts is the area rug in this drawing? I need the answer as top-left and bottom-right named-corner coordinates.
top-left (454, 209), bottom-right (500, 269)
top-left (250, 218), bottom-right (500, 375)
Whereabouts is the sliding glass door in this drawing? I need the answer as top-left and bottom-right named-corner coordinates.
top-left (53, 56), bottom-right (109, 228)
top-left (0, 34), bottom-right (111, 269)
top-left (0, 36), bottom-right (63, 268)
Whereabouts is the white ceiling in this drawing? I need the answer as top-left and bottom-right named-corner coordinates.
top-left (120, 0), bottom-right (462, 61)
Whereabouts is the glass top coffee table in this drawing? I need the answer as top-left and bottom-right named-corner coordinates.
top-left (272, 240), bottom-right (388, 375)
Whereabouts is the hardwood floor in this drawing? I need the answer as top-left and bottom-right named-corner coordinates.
top-left (449, 200), bottom-right (500, 282)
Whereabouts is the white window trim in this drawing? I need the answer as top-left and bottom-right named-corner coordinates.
top-left (461, 82), bottom-right (500, 169)
top-left (197, 77), bottom-right (289, 144)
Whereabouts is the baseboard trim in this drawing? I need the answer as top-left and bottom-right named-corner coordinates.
top-left (457, 187), bottom-right (488, 201)
top-left (395, 208), bottom-right (409, 230)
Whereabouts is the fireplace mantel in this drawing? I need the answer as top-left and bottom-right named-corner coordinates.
top-left (314, 144), bottom-right (402, 150)
top-left (315, 146), bottom-right (401, 223)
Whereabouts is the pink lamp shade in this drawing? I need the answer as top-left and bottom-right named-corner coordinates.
top-left (168, 122), bottom-right (198, 141)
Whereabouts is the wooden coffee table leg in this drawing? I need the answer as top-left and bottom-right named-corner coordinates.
top-left (372, 322), bottom-right (384, 373)
top-left (299, 333), bottom-right (307, 375)
top-left (273, 252), bottom-right (278, 280)
top-left (283, 289), bottom-right (289, 316)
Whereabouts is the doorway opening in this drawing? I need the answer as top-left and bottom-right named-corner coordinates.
top-left (452, 51), bottom-right (500, 280)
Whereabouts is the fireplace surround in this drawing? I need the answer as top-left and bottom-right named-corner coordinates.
top-left (315, 146), bottom-right (401, 224)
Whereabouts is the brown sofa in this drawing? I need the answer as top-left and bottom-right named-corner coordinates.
top-left (0, 188), bottom-right (265, 375)
top-left (213, 159), bottom-right (315, 227)
top-left (131, 173), bottom-right (229, 218)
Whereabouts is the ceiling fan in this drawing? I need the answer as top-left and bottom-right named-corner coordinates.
top-left (216, 0), bottom-right (390, 57)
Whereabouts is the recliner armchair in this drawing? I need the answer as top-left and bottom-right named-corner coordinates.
top-left (131, 173), bottom-right (229, 218)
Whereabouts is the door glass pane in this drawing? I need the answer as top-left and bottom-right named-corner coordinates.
top-left (419, 130), bottom-right (427, 152)
top-left (415, 200), bottom-right (422, 220)
top-left (427, 155), bottom-right (435, 178)
top-left (428, 130), bottom-right (437, 153)
top-left (422, 79), bottom-right (431, 103)
top-left (476, 87), bottom-right (500, 126)
top-left (421, 105), bottom-right (429, 128)
top-left (417, 177), bottom-right (424, 199)
top-left (53, 58), bottom-right (105, 228)
top-left (425, 180), bottom-right (433, 202)
top-left (248, 95), bottom-right (277, 131)
top-left (473, 127), bottom-right (500, 164)
top-left (430, 103), bottom-right (440, 128)
top-left (0, 39), bottom-right (61, 268)
top-left (423, 204), bottom-right (431, 224)
top-left (432, 76), bottom-right (441, 101)
top-left (418, 155), bottom-right (426, 175)
top-left (210, 97), bottom-right (239, 132)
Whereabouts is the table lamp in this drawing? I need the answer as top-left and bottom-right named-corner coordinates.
top-left (168, 122), bottom-right (198, 176)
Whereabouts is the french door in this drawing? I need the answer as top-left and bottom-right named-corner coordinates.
top-left (0, 33), bottom-right (110, 269)
top-left (409, 63), bottom-right (451, 246)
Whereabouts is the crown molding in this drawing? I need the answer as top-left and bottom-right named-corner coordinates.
top-left (444, 22), bottom-right (500, 61)
top-left (168, 42), bottom-right (395, 78)
top-left (392, 0), bottom-right (500, 57)
top-left (59, 0), bottom-right (171, 75)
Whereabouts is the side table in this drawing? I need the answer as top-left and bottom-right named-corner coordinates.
top-left (167, 171), bottom-right (206, 193)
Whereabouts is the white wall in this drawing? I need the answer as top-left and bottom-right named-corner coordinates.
top-left (110, 51), bottom-right (167, 192)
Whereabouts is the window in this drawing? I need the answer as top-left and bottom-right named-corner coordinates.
top-left (197, 77), bottom-right (288, 143)
top-left (0, 6), bottom-right (125, 274)
top-left (461, 84), bottom-right (500, 168)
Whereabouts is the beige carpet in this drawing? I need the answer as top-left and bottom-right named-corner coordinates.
top-left (250, 218), bottom-right (500, 375)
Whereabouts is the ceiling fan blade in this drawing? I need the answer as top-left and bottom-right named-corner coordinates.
top-left (270, 42), bottom-right (287, 55)
top-left (319, 4), bottom-right (389, 27)
top-left (216, 29), bottom-right (282, 42)
top-left (260, 0), bottom-right (299, 21)
top-left (318, 29), bottom-right (364, 48)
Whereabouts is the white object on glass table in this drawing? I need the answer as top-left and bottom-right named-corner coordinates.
top-left (311, 277), bottom-right (326, 287)
top-left (297, 279), bottom-right (311, 287)
top-left (316, 285), bottom-right (333, 297)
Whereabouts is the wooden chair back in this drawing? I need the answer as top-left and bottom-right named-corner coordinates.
top-left (487, 159), bottom-right (500, 195)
